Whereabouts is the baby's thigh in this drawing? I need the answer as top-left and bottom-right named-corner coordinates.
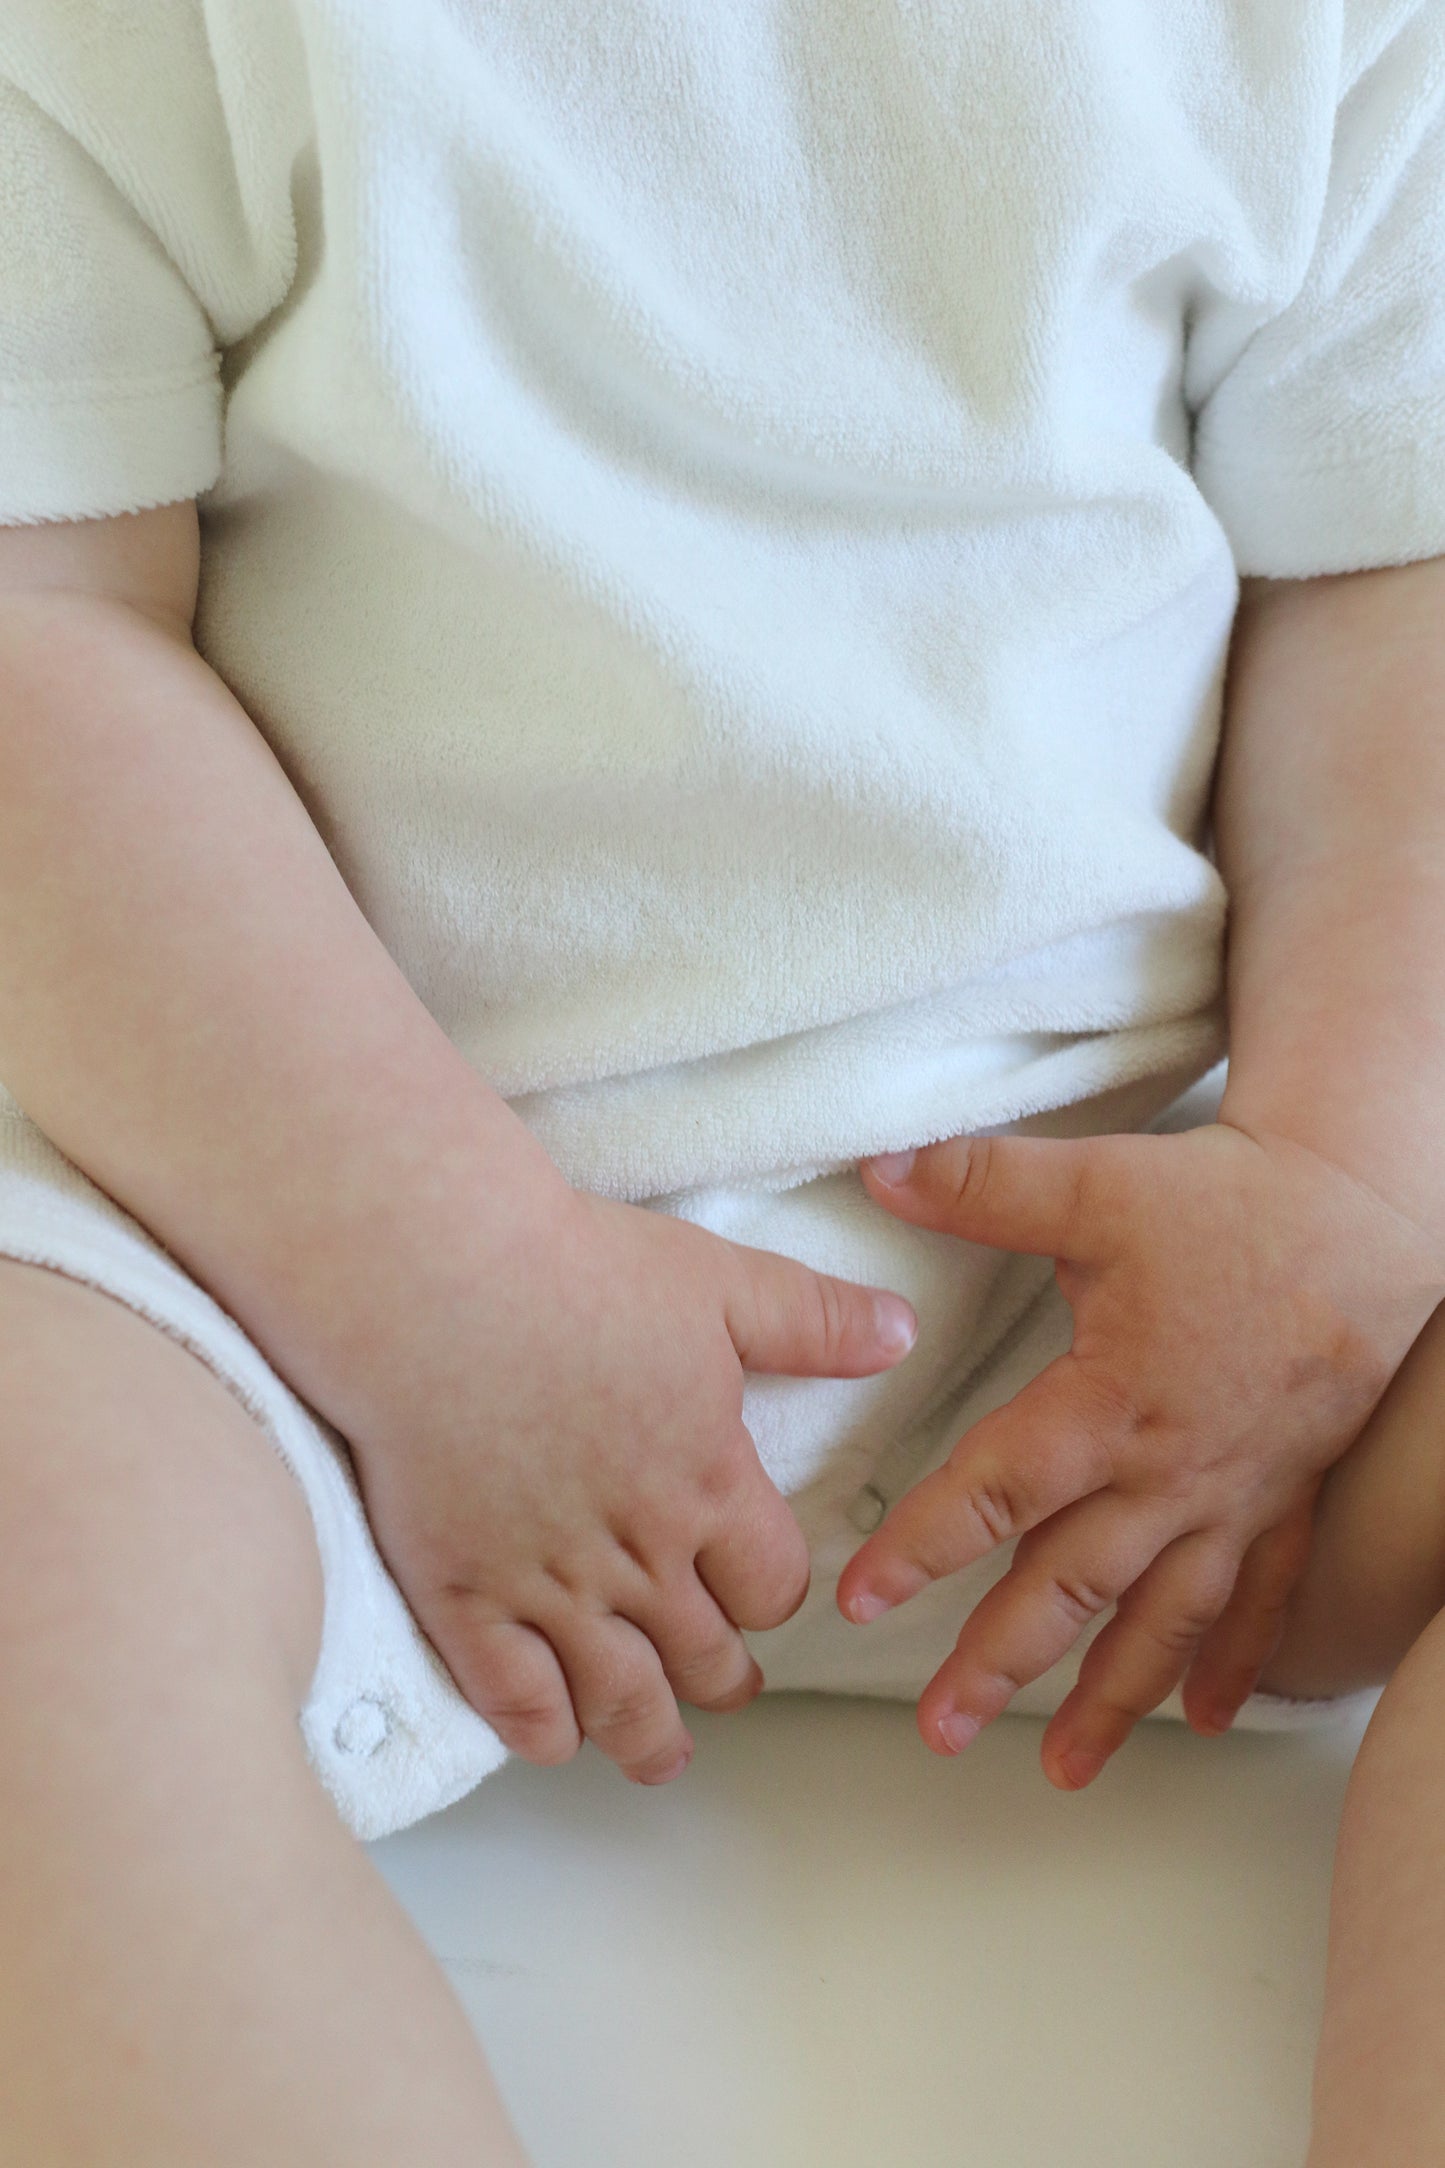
top-left (0, 1257), bottom-right (528, 2166)
top-left (1262, 1296), bottom-right (1445, 1701)
top-left (0, 1253), bottom-right (323, 1712)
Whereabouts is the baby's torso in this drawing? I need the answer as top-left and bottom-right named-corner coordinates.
top-left (187, 0), bottom-right (1348, 1195)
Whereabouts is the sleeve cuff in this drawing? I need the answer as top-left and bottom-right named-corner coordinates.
top-left (1193, 433), bottom-right (1445, 579)
top-left (0, 364), bottom-right (222, 526)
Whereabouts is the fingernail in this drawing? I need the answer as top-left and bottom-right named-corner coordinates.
top-left (847, 1591), bottom-right (891, 1622)
top-left (1058, 1747), bottom-right (1105, 1789)
top-left (638, 1749), bottom-right (693, 1785)
top-left (873, 1293), bottom-right (918, 1355)
top-left (938, 1711), bottom-right (980, 1753)
top-left (868, 1150), bottom-right (916, 1185)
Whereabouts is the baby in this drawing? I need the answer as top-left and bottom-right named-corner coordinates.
top-left (1, 1), bottom-right (1444, 2163)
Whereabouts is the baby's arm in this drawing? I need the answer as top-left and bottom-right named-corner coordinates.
top-left (837, 555), bottom-right (1445, 1783)
top-left (0, 505), bottom-right (574, 1405)
top-left (0, 504), bottom-right (917, 1784)
top-left (1213, 560), bottom-right (1445, 1245)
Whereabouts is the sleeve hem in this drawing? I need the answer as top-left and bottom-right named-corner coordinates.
top-left (0, 369), bottom-right (223, 527)
top-left (0, 358), bottom-right (219, 409)
top-left (1193, 431), bottom-right (1445, 578)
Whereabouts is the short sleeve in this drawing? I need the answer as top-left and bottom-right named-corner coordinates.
top-left (1188, 0), bottom-right (1445, 578)
top-left (0, 1), bottom-right (306, 527)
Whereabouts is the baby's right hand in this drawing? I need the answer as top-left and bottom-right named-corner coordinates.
top-left (346, 1183), bottom-right (917, 1785)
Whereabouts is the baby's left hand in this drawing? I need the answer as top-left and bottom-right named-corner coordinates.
top-left (836, 1119), bottom-right (1445, 1788)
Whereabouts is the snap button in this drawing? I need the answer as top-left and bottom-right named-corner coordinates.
top-left (847, 1483), bottom-right (887, 1534)
top-left (332, 1696), bottom-right (393, 1758)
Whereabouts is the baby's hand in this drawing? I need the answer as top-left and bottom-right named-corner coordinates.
top-left (836, 1121), bottom-right (1445, 1788)
top-left (348, 1183), bottom-right (917, 1786)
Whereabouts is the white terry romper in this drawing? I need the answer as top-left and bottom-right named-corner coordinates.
top-left (3, 1), bottom-right (1443, 1835)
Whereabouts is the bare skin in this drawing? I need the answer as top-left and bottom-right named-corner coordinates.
top-left (0, 507), bottom-right (917, 1797)
top-left (0, 1253), bottom-right (529, 2168)
top-left (1273, 1295), bottom-right (1445, 2168)
top-left (5, 1225), bottom-right (1445, 2167)
top-left (841, 558), bottom-right (1445, 1787)
top-left (838, 1118), bottom-right (1442, 1779)
top-left (4, 512), bottom-right (1445, 2164)
top-left (833, 556), bottom-right (1445, 2163)
top-left (1303, 1614), bottom-right (1445, 2168)
top-left (0, 499), bottom-right (913, 2163)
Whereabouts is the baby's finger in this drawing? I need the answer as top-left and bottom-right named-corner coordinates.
top-left (721, 1240), bottom-right (917, 1379)
top-left (555, 1613), bottom-right (696, 1785)
top-left (440, 1612), bottom-right (582, 1767)
top-left (861, 1131), bottom-right (1114, 1261)
top-left (1181, 1498), bottom-right (1317, 1738)
top-left (696, 1459), bottom-right (811, 1631)
top-left (912, 1491), bottom-right (1179, 1753)
top-left (1039, 1531), bottom-right (1240, 1788)
top-left (837, 1357), bottom-right (1114, 1619)
top-left (633, 1575), bottom-right (765, 1713)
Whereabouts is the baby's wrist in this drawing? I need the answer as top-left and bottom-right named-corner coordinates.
top-left (247, 1079), bottom-right (584, 1454)
top-left (1217, 1073), bottom-right (1445, 1270)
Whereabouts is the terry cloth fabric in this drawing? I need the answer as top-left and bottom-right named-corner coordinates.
top-left (3, 1), bottom-right (1445, 1201)
top-left (0, 1064), bottom-right (1363, 1842)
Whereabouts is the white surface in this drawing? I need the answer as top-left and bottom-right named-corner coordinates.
top-left (372, 1691), bottom-right (1371, 2168)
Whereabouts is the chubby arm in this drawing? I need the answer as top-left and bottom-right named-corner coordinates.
top-left (0, 504), bottom-right (918, 1785)
top-left (1214, 557), bottom-right (1445, 1238)
top-left (837, 557), bottom-right (1445, 1785)
top-left (0, 502), bottom-right (576, 1441)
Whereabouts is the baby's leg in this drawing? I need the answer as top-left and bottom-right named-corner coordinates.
top-left (1262, 1295), bottom-right (1445, 1703)
top-left (0, 1257), bottom-right (525, 2167)
top-left (1300, 1614), bottom-right (1445, 2168)
top-left (1256, 1298), bottom-right (1445, 2167)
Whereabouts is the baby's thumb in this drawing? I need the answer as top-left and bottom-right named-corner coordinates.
top-left (722, 1244), bottom-right (917, 1378)
top-left (860, 1132), bottom-right (1099, 1259)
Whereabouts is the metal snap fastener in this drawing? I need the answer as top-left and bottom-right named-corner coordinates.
top-left (332, 1696), bottom-right (393, 1758)
top-left (847, 1483), bottom-right (887, 1534)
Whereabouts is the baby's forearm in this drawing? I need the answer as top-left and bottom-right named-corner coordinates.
top-left (0, 583), bottom-right (575, 1445)
top-left (1213, 556), bottom-right (1445, 1245)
